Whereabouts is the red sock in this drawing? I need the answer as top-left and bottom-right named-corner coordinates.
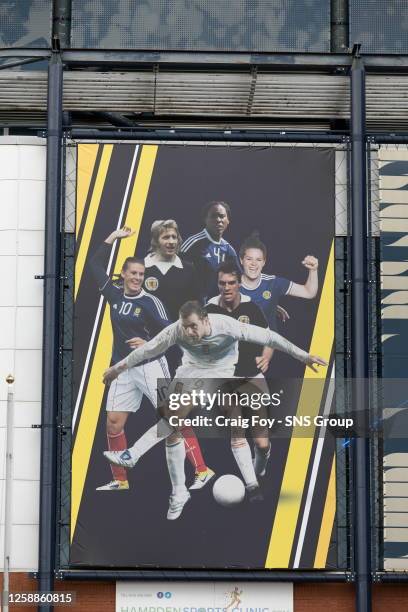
top-left (181, 426), bottom-right (207, 473)
top-left (107, 430), bottom-right (128, 481)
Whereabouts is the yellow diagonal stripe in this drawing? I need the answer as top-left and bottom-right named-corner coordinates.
top-left (314, 454), bottom-right (336, 567)
top-left (265, 241), bottom-right (334, 568)
top-left (71, 145), bottom-right (158, 541)
top-left (76, 144), bottom-right (99, 234)
top-left (74, 144), bottom-right (113, 299)
top-left (114, 145), bottom-right (158, 272)
top-left (70, 308), bottom-right (112, 542)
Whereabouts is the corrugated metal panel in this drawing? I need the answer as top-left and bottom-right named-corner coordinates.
top-left (155, 72), bottom-right (250, 116)
top-left (64, 71), bottom-right (155, 111)
top-left (0, 72), bottom-right (47, 109)
top-left (252, 73), bottom-right (349, 118)
top-left (0, 70), bottom-right (408, 128)
top-left (0, 110), bottom-right (47, 125)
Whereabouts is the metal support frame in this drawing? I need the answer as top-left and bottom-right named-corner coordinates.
top-left (369, 134), bottom-right (408, 144)
top-left (68, 129), bottom-right (347, 143)
top-left (0, 57), bottom-right (47, 71)
top-left (92, 111), bottom-right (137, 127)
top-left (350, 49), bottom-right (372, 611)
top-left (56, 570), bottom-right (351, 582)
top-left (58, 49), bottom-right (408, 72)
top-left (4, 47), bottom-right (408, 74)
top-left (38, 51), bottom-right (63, 610)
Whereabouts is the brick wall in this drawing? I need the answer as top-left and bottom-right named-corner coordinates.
top-left (1, 574), bottom-right (408, 611)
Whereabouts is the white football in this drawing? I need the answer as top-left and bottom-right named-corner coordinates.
top-left (212, 474), bottom-right (245, 507)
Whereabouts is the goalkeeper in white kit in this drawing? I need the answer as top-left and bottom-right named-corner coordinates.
top-left (103, 301), bottom-right (327, 519)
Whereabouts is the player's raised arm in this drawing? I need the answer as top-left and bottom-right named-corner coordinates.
top-left (224, 317), bottom-right (327, 371)
top-left (90, 226), bottom-right (136, 291)
top-left (288, 255), bottom-right (319, 299)
top-left (103, 322), bottom-right (178, 384)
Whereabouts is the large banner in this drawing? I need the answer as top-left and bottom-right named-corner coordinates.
top-left (70, 144), bottom-right (335, 569)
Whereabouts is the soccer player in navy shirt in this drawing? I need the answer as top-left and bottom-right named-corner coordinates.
top-left (91, 226), bottom-right (171, 491)
top-left (180, 200), bottom-right (240, 300)
top-left (144, 219), bottom-right (214, 490)
top-left (240, 232), bottom-right (319, 334)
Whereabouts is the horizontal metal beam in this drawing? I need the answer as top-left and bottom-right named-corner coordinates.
top-left (0, 57), bottom-right (47, 71)
top-left (369, 134), bottom-right (408, 143)
top-left (374, 573), bottom-right (408, 583)
top-left (0, 49), bottom-right (50, 59)
top-left (56, 570), bottom-right (351, 582)
top-left (61, 49), bottom-right (408, 72)
top-left (62, 49), bottom-right (350, 69)
top-left (0, 48), bottom-right (407, 73)
top-left (67, 128), bottom-right (347, 143)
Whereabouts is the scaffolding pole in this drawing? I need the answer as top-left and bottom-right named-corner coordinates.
top-left (37, 51), bottom-right (63, 611)
top-left (350, 49), bottom-right (372, 612)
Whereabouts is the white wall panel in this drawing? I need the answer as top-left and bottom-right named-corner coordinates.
top-left (0, 139), bottom-right (45, 572)
top-left (14, 350), bottom-right (42, 403)
top-left (0, 480), bottom-right (4, 524)
top-left (0, 181), bottom-right (18, 230)
top-left (0, 401), bottom-right (5, 428)
top-left (15, 308), bottom-right (42, 350)
top-left (18, 180), bottom-right (45, 230)
top-left (16, 255), bottom-right (43, 307)
top-left (12, 428), bottom-right (41, 482)
top-left (18, 146), bottom-right (46, 181)
top-left (0, 146), bottom-right (18, 180)
top-left (0, 257), bottom-right (16, 306)
top-left (17, 230), bottom-right (45, 256)
top-left (0, 230), bottom-right (17, 256)
top-left (9, 481), bottom-right (40, 525)
top-left (0, 402), bottom-right (39, 433)
top-left (0, 481), bottom-right (40, 526)
top-left (0, 308), bottom-right (15, 349)
top-left (12, 402), bottom-right (41, 429)
top-left (0, 426), bottom-right (6, 479)
top-left (0, 525), bottom-right (39, 571)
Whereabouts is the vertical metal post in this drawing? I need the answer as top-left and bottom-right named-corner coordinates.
top-left (38, 51), bottom-right (63, 609)
top-left (331, 0), bottom-right (349, 52)
top-left (350, 48), bottom-right (372, 612)
top-left (52, 0), bottom-right (72, 48)
top-left (2, 375), bottom-right (15, 612)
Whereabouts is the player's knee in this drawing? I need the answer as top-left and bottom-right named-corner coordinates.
top-left (167, 432), bottom-right (182, 445)
top-left (106, 413), bottom-right (124, 435)
top-left (254, 437), bottom-right (270, 450)
top-left (231, 437), bottom-right (247, 449)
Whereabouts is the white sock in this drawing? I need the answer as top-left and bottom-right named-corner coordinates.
top-left (129, 418), bottom-right (173, 460)
top-left (231, 439), bottom-right (258, 488)
top-left (254, 443), bottom-right (271, 476)
top-left (166, 440), bottom-right (187, 496)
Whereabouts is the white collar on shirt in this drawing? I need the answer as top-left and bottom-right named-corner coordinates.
top-left (206, 292), bottom-right (251, 306)
top-left (144, 252), bottom-right (184, 275)
top-left (204, 228), bottom-right (225, 245)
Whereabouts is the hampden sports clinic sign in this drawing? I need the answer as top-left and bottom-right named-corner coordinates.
top-left (115, 582), bottom-right (293, 612)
